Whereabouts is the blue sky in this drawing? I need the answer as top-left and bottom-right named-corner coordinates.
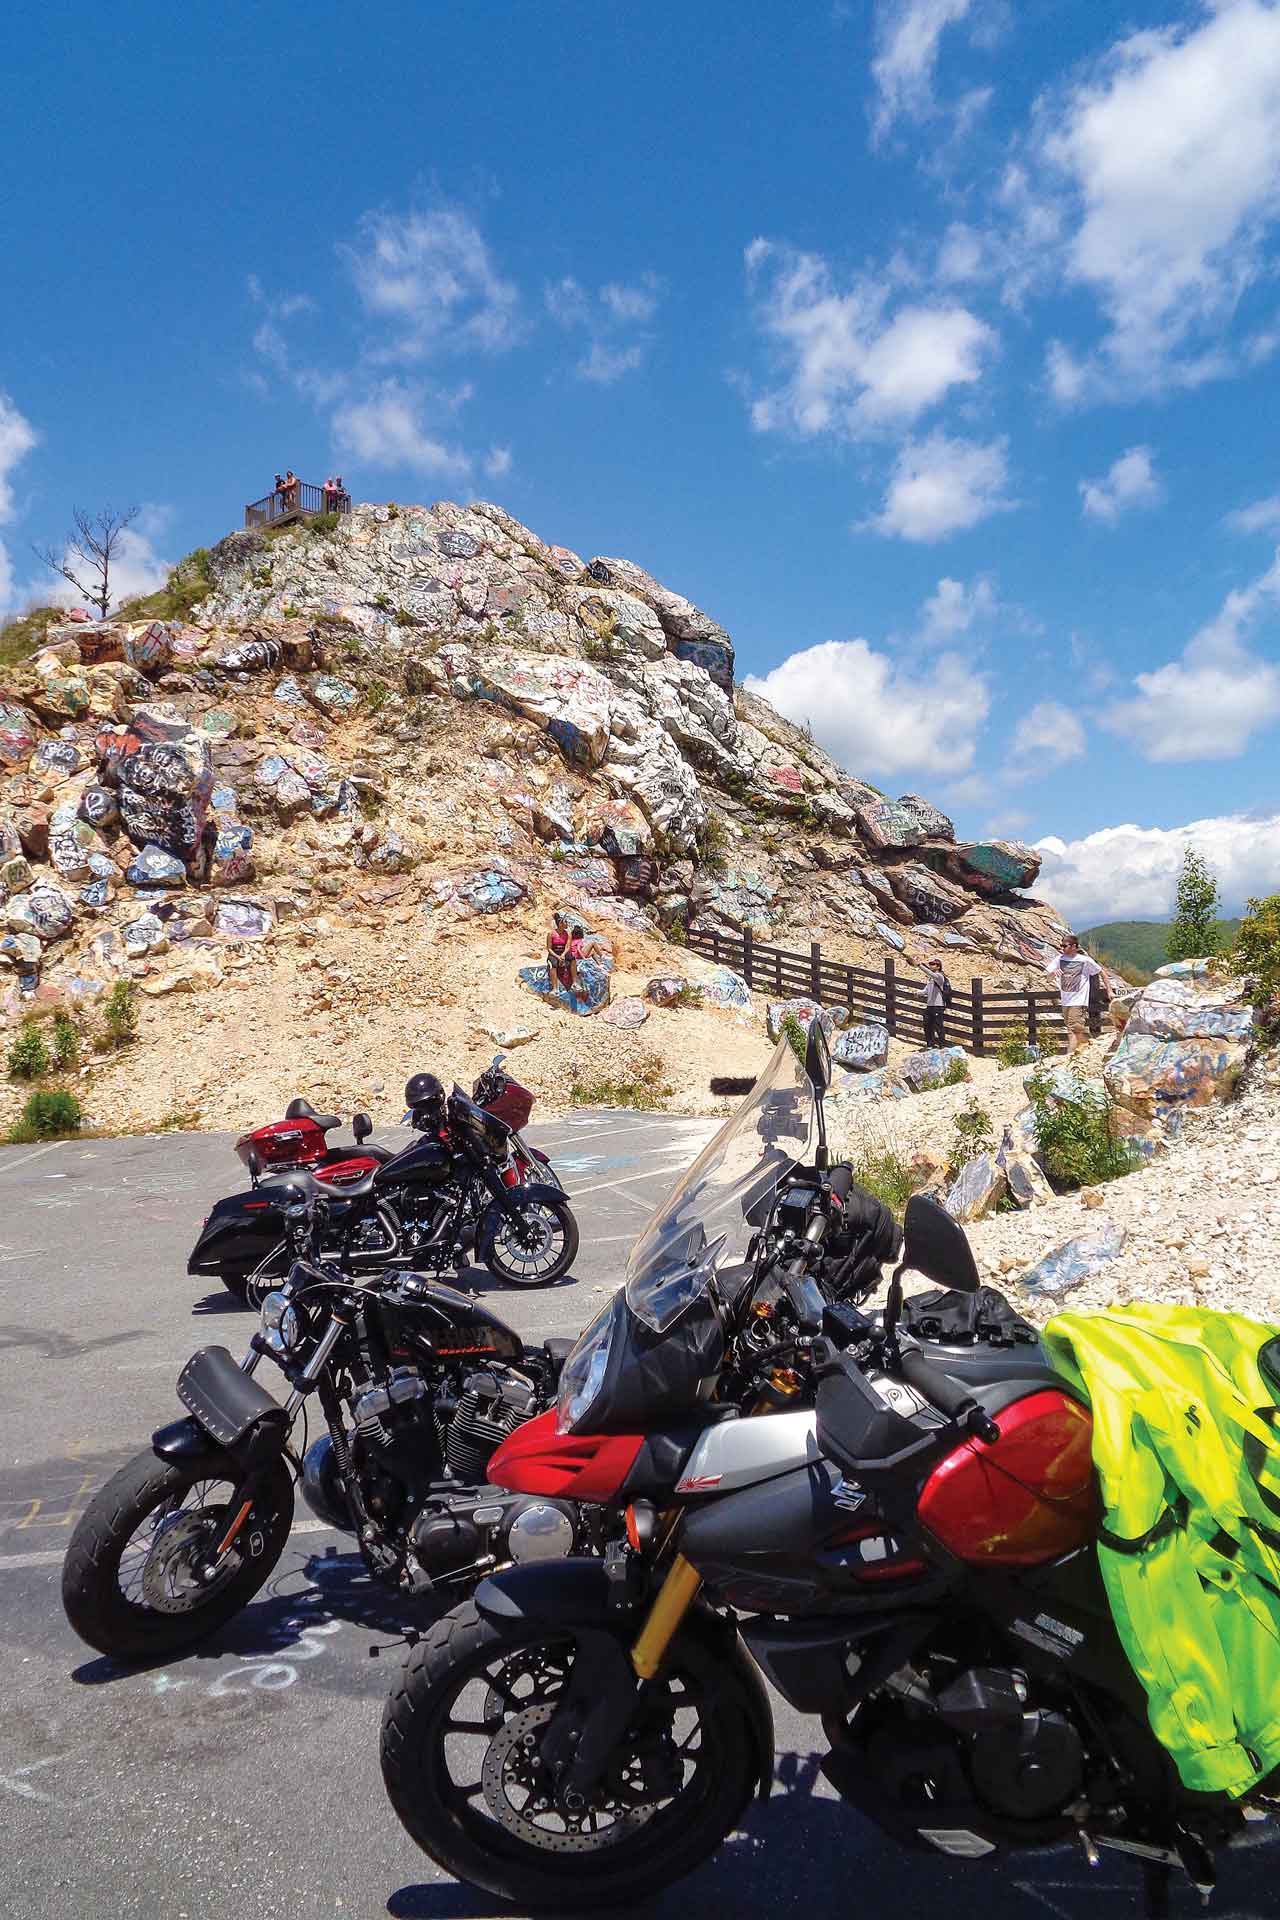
top-left (3, 0), bottom-right (1280, 922)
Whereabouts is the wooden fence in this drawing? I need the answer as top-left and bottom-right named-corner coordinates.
top-left (683, 924), bottom-right (1064, 1057)
top-left (245, 482), bottom-right (352, 530)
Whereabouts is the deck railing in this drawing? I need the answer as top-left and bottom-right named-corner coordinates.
top-left (682, 924), bottom-right (1065, 1057)
top-left (244, 482), bottom-right (351, 530)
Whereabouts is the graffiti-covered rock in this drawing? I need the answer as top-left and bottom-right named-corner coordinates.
top-left (105, 704), bottom-right (214, 878)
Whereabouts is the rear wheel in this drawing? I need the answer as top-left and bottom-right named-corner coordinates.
top-left (61, 1451), bottom-right (293, 1660)
top-left (380, 1602), bottom-right (756, 1909)
top-left (485, 1197), bottom-right (578, 1288)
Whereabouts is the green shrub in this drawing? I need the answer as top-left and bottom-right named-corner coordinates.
top-left (114, 547), bottom-right (214, 624)
top-left (941, 1056), bottom-right (970, 1086)
top-left (570, 1053), bottom-right (672, 1110)
top-left (1167, 847), bottom-right (1221, 962)
top-left (850, 1146), bottom-right (917, 1218)
top-left (950, 1097), bottom-right (993, 1168)
top-left (51, 1011), bottom-right (79, 1068)
top-left (103, 981), bottom-right (139, 1047)
top-left (0, 604), bottom-right (64, 672)
top-left (695, 813), bottom-right (730, 874)
top-left (306, 512), bottom-right (341, 536)
top-left (7, 1018), bottom-right (49, 1081)
top-left (1234, 893), bottom-right (1280, 1024)
top-left (8, 1089), bottom-right (81, 1142)
top-left (1024, 1068), bottom-right (1140, 1191)
top-left (995, 1026), bottom-right (1035, 1069)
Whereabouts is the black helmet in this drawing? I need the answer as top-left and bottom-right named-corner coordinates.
top-left (405, 1071), bottom-right (445, 1112)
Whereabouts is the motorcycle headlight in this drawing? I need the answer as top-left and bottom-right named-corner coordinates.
top-left (260, 1290), bottom-right (303, 1353)
top-left (556, 1302), bottom-right (615, 1434)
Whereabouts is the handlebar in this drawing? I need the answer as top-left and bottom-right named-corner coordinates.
top-left (826, 1165), bottom-right (854, 1203)
top-left (898, 1346), bottom-right (1000, 1444)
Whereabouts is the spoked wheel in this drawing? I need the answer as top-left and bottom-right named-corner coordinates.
top-left (485, 1198), bottom-right (578, 1288)
top-left (61, 1451), bottom-right (294, 1660)
top-left (381, 1602), bottom-right (757, 1909)
top-left (243, 1242), bottom-right (288, 1311)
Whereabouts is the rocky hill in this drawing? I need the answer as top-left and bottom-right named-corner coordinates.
top-left (0, 499), bottom-right (1071, 1131)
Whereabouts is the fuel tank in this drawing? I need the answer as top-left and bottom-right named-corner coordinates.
top-left (917, 1387), bottom-right (1097, 1568)
top-left (374, 1136), bottom-right (455, 1192)
top-left (382, 1276), bottom-right (525, 1364)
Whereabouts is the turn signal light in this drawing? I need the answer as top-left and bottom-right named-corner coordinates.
top-left (625, 1501), bottom-right (656, 1550)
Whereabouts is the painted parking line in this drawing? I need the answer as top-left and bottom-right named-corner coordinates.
top-left (568, 1157), bottom-right (697, 1201)
top-left (0, 1142), bottom-right (67, 1177)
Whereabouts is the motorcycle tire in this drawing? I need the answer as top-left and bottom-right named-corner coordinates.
top-left (380, 1601), bottom-right (757, 1910)
top-left (61, 1450), bottom-right (294, 1661)
top-left (485, 1196), bottom-right (579, 1289)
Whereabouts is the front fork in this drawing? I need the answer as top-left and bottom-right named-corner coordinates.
top-left (630, 1553), bottom-right (703, 1680)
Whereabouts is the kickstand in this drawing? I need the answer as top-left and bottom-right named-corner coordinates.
top-left (1142, 1861), bottom-right (1171, 1920)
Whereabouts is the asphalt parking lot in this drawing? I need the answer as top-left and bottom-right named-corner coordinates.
top-left (1, 1113), bottom-right (1274, 1919)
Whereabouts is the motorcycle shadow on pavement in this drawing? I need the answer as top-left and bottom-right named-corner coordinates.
top-left (189, 1290), bottom-right (252, 1315)
top-left (385, 1746), bottom-right (1280, 1920)
top-left (70, 1540), bottom-right (450, 1689)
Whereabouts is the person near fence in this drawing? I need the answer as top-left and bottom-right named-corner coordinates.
top-left (923, 956), bottom-right (950, 1048)
top-left (282, 469), bottom-right (298, 511)
top-left (1045, 933), bottom-right (1102, 1058)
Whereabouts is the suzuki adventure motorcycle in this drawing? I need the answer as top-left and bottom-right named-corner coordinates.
top-left (190, 1076), bottom-right (577, 1305)
top-left (378, 1021), bottom-right (1269, 1914)
top-left (63, 1199), bottom-right (597, 1662)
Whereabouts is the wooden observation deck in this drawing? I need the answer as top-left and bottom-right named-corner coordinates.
top-left (244, 481), bottom-right (352, 531)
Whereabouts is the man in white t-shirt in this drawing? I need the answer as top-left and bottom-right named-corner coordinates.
top-left (1045, 934), bottom-right (1101, 1058)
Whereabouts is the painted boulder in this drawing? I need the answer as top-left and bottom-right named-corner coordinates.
top-left (104, 705), bottom-right (215, 877)
top-left (833, 1024), bottom-right (890, 1071)
top-left (0, 703), bottom-right (37, 768)
top-left (518, 956), bottom-right (611, 1017)
top-left (945, 1154), bottom-right (1007, 1223)
top-left (944, 840), bottom-right (1041, 896)
top-left (1021, 1225), bottom-right (1126, 1299)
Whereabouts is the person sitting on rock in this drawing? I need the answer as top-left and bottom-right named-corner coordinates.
top-left (1045, 933), bottom-right (1102, 1059)
top-left (547, 923), bottom-right (575, 993)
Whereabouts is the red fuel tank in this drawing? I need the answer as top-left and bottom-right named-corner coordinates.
top-left (917, 1388), bottom-right (1097, 1568)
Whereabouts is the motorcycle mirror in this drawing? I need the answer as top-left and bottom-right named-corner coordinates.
top-left (352, 1111), bottom-right (372, 1144)
top-left (804, 1016), bottom-right (832, 1094)
top-left (901, 1193), bottom-right (980, 1294)
top-left (246, 1146), bottom-right (262, 1186)
top-left (491, 1051), bottom-right (506, 1068)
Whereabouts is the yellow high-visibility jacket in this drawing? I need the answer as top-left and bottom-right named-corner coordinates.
top-left (1044, 1303), bottom-right (1280, 1798)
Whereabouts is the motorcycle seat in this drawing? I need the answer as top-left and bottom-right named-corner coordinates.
top-left (284, 1097), bottom-right (342, 1131)
top-left (268, 1166), bottom-right (380, 1204)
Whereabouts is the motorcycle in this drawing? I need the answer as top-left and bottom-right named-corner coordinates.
top-left (469, 1055), bottom-right (565, 1196)
top-left (189, 1076), bottom-right (578, 1305)
top-left (232, 1097), bottom-right (394, 1185)
top-left (377, 1019), bottom-right (1269, 1914)
top-left (62, 1197), bottom-right (599, 1663)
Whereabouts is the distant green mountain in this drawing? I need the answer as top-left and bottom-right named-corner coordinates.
top-left (1080, 918), bottom-right (1241, 980)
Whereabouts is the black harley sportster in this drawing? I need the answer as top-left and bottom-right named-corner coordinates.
top-left (188, 1075), bottom-right (578, 1306)
top-left (62, 1201), bottom-right (597, 1662)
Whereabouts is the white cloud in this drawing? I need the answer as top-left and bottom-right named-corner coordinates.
top-left (864, 431), bottom-right (1013, 541)
top-left (331, 380), bottom-right (471, 478)
top-left (1036, 813), bottom-right (1280, 924)
top-left (1036, 1), bottom-right (1280, 388)
top-left (485, 445), bottom-right (513, 479)
top-left (1079, 445), bottom-right (1163, 523)
top-left (0, 394), bottom-right (40, 617)
top-left (546, 273), bottom-right (660, 383)
top-left (31, 504), bottom-right (172, 616)
top-left (1010, 699), bottom-right (1088, 773)
top-left (577, 342), bottom-right (643, 385)
top-left (341, 206), bottom-right (521, 359)
top-left (872, 0), bottom-right (976, 137)
top-left (1225, 492), bottom-right (1280, 535)
top-left (746, 243), bottom-right (995, 436)
top-left (983, 807), bottom-right (1032, 837)
top-left (1104, 552), bottom-right (1280, 761)
top-left (746, 640), bottom-right (990, 778)
top-left (920, 572), bottom-right (997, 643)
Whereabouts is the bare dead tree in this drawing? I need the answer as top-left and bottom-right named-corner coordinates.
top-left (32, 505), bottom-right (140, 620)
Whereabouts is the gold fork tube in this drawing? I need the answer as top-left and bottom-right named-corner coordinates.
top-left (630, 1553), bottom-right (703, 1680)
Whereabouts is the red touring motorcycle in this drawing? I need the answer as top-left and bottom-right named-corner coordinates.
top-left (190, 1064), bottom-right (574, 1305)
top-left (378, 1021), bottom-right (1268, 1916)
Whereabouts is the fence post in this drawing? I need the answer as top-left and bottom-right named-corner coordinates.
top-left (972, 976), bottom-right (984, 1056)
top-left (742, 925), bottom-right (753, 989)
top-left (845, 963), bottom-right (855, 1010)
top-left (884, 956), bottom-right (896, 1037)
top-left (774, 946), bottom-right (783, 994)
top-left (1026, 991), bottom-right (1038, 1049)
top-left (810, 941), bottom-right (822, 1003)
top-left (710, 930), bottom-right (721, 965)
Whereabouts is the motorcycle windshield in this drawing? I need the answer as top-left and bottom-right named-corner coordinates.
top-left (624, 1032), bottom-right (814, 1333)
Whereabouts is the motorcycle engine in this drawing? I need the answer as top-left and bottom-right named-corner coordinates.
top-left (445, 1368), bottom-right (539, 1484)
top-left (829, 1663), bottom-right (1087, 1856)
top-left (348, 1366), bottom-right (445, 1516)
top-left (412, 1488), bottom-right (578, 1587)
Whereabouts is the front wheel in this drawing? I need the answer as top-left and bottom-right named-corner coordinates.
top-left (485, 1197), bottom-right (578, 1287)
top-left (380, 1602), bottom-right (757, 1910)
top-left (61, 1450), bottom-right (294, 1660)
